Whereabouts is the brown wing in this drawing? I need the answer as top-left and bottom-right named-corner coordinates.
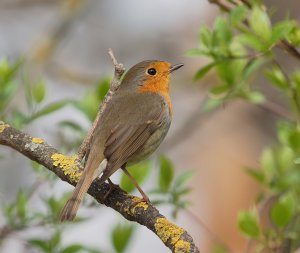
top-left (98, 102), bottom-right (164, 183)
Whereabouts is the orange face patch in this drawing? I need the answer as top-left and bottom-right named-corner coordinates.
top-left (138, 62), bottom-right (172, 117)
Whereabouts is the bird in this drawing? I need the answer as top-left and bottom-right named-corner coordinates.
top-left (59, 60), bottom-right (183, 221)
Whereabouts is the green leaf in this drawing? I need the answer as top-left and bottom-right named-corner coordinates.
top-left (28, 100), bottom-right (70, 122)
top-left (74, 90), bottom-right (99, 122)
top-left (230, 5), bottom-right (248, 25)
top-left (288, 129), bottom-right (300, 151)
top-left (277, 146), bottom-right (294, 172)
top-left (210, 84), bottom-right (229, 95)
top-left (194, 62), bottom-right (216, 80)
top-left (265, 66), bottom-right (288, 90)
top-left (174, 170), bottom-right (194, 189)
top-left (185, 48), bottom-right (204, 57)
top-left (16, 191), bottom-right (27, 220)
top-left (277, 121), bottom-right (292, 146)
top-left (111, 224), bottom-right (135, 253)
top-left (292, 70), bottom-right (300, 94)
top-left (270, 194), bottom-right (294, 227)
top-left (159, 155), bottom-right (174, 192)
top-left (0, 58), bottom-right (9, 76)
top-left (61, 244), bottom-right (84, 253)
top-left (271, 20), bottom-right (295, 43)
top-left (202, 98), bottom-right (222, 112)
top-left (247, 91), bottom-right (265, 104)
top-left (214, 17), bottom-right (232, 43)
top-left (238, 210), bottom-right (260, 238)
top-left (242, 58), bottom-right (266, 81)
top-left (43, 194), bottom-right (70, 220)
top-left (29, 239), bottom-right (50, 253)
top-left (249, 6), bottom-right (272, 42)
top-left (59, 120), bottom-right (83, 132)
top-left (261, 148), bottom-right (276, 182)
top-left (0, 81), bottom-right (18, 112)
top-left (287, 25), bottom-right (300, 46)
top-left (212, 244), bottom-right (229, 253)
top-left (175, 187), bottom-right (192, 197)
top-left (120, 162), bottom-right (151, 193)
top-left (216, 51), bottom-right (247, 86)
top-left (97, 77), bottom-right (110, 101)
top-left (245, 168), bottom-right (265, 183)
top-left (32, 79), bottom-right (46, 103)
top-left (7, 110), bottom-right (27, 128)
top-left (294, 157), bottom-right (300, 164)
top-left (50, 231), bottom-right (61, 249)
top-left (199, 26), bottom-right (213, 49)
top-left (238, 33), bottom-right (265, 51)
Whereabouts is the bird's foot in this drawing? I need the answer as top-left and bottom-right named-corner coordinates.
top-left (103, 179), bottom-right (120, 200)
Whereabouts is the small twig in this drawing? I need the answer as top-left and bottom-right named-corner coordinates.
top-left (77, 49), bottom-right (125, 161)
top-left (0, 226), bottom-right (11, 242)
top-left (258, 100), bottom-right (293, 121)
top-left (27, 179), bottom-right (46, 199)
top-left (272, 59), bottom-right (300, 121)
top-left (239, 0), bottom-right (251, 9)
top-left (279, 40), bottom-right (300, 62)
top-left (208, 0), bottom-right (231, 12)
top-left (0, 220), bottom-right (51, 243)
top-left (108, 48), bottom-right (125, 89)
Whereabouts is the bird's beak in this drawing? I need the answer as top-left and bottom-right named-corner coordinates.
top-left (169, 63), bottom-right (184, 73)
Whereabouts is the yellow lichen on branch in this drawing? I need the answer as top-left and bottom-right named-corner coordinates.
top-left (0, 121), bottom-right (9, 133)
top-left (131, 197), bottom-right (149, 212)
top-left (32, 137), bottom-right (44, 144)
top-left (123, 197), bottom-right (149, 215)
top-left (155, 217), bottom-right (191, 252)
top-left (51, 153), bottom-right (82, 182)
top-left (174, 240), bottom-right (191, 253)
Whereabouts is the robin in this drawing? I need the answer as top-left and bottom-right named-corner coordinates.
top-left (60, 60), bottom-right (183, 221)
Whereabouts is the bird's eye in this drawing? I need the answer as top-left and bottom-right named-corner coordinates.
top-left (147, 68), bottom-right (157, 75)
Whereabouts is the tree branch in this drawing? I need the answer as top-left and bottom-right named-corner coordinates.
top-left (0, 122), bottom-right (199, 253)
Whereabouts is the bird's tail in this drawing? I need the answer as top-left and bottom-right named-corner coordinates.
top-left (59, 168), bottom-right (94, 222)
top-left (59, 151), bottom-right (107, 222)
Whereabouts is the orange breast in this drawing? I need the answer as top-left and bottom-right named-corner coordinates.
top-left (138, 76), bottom-right (172, 117)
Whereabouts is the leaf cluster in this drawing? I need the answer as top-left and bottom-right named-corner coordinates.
top-left (188, 1), bottom-right (300, 252)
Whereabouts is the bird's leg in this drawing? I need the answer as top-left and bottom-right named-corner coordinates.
top-left (103, 178), bottom-right (120, 200)
top-left (121, 164), bottom-right (151, 204)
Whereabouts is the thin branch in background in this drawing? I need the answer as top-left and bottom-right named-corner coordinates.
top-left (272, 59), bottom-right (300, 120)
top-left (258, 100), bottom-right (293, 121)
top-left (208, 0), bottom-right (231, 12)
top-left (280, 40), bottom-right (300, 61)
top-left (27, 179), bottom-right (45, 199)
top-left (239, 0), bottom-right (251, 9)
top-left (0, 225), bottom-right (11, 243)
